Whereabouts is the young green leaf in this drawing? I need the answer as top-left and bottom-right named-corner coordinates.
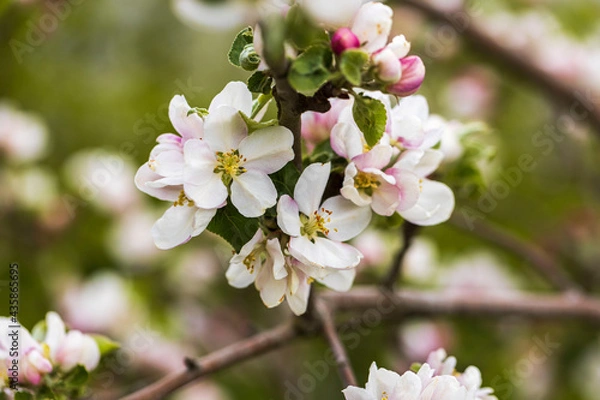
top-left (352, 94), bottom-right (387, 147)
top-left (270, 162), bottom-right (300, 198)
top-left (340, 49), bottom-right (368, 86)
top-left (206, 202), bottom-right (260, 252)
top-left (228, 27), bottom-right (254, 68)
top-left (239, 111), bottom-right (278, 134)
top-left (91, 334), bottom-right (120, 356)
top-left (288, 45), bottom-right (333, 96)
top-left (64, 365), bottom-right (89, 388)
top-left (247, 71), bottom-right (273, 94)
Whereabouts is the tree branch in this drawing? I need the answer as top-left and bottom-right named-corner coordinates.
top-left (315, 299), bottom-right (357, 387)
top-left (324, 286), bottom-right (600, 321)
top-left (397, 0), bottom-right (600, 137)
top-left (120, 323), bottom-right (298, 400)
top-left (450, 215), bottom-right (581, 293)
top-left (381, 222), bottom-right (420, 290)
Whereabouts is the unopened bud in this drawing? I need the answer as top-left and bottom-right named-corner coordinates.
top-left (331, 28), bottom-right (360, 55)
top-left (372, 47), bottom-right (401, 83)
top-left (387, 56), bottom-right (425, 96)
top-left (239, 44), bottom-right (261, 71)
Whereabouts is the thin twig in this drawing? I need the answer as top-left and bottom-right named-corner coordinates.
top-left (324, 286), bottom-right (598, 321)
top-left (120, 323), bottom-right (298, 400)
top-left (315, 299), bottom-right (357, 387)
top-left (381, 222), bottom-right (420, 290)
top-left (450, 215), bottom-right (580, 293)
top-left (397, 0), bottom-right (600, 137)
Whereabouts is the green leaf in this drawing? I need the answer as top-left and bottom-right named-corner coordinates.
top-left (228, 27), bottom-right (254, 68)
top-left (352, 94), bottom-right (387, 147)
top-left (288, 45), bottom-right (333, 96)
top-left (247, 71), bottom-right (273, 94)
top-left (285, 5), bottom-right (329, 49)
top-left (187, 107), bottom-right (209, 118)
top-left (31, 319), bottom-right (47, 342)
top-left (91, 334), bottom-right (120, 356)
top-left (15, 392), bottom-right (34, 400)
top-left (270, 162), bottom-right (300, 198)
top-left (207, 202), bottom-right (260, 252)
top-left (64, 365), bottom-right (89, 388)
top-left (340, 49), bottom-right (368, 86)
top-left (239, 112), bottom-right (277, 134)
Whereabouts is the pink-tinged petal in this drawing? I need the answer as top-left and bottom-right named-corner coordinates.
top-left (400, 179), bottom-right (455, 226)
top-left (352, 144), bottom-right (393, 170)
top-left (231, 170), bottom-right (277, 217)
top-left (255, 264), bottom-right (286, 308)
top-left (387, 56), bottom-right (426, 97)
top-left (331, 122), bottom-right (364, 160)
top-left (151, 205), bottom-right (216, 250)
top-left (204, 106), bottom-right (248, 152)
top-left (286, 269), bottom-right (311, 316)
top-left (208, 81), bottom-right (253, 116)
top-left (239, 126), bottom-right (294, 174)
top-left (289, 236), bottom-right (363, 270)
top-left (168, 95), bottom-right (204, 141)
top-left (266, 238), bottom-right (287, 280)
top-left (151, 149), bottom-right (184, 179)
top-left (277, 195), bottom-right (302, 237)
top-left (395, 149), bottom-right (443, 177)
top-left (294, 162), bottom-right (330, 215)
top-left (135, 164), bottom-right (181, 202)
top-left (385, 168), bottom-right (420, 212)
top-left (371, 180), bottom-right (401, 216)
top-left (342, 386), bottom-right (373, 400)
top-left (394, 95), bottom-right (430, 122)
top-left (322, 195), bottom-right (372, 241)
top-left (391, 114), bottom-right (424, 148)
top-left (156, 133), bottom-right (183, 145)
top-left (317, 268), bottom-right (355, 292)
top-left (351, 2), bottom-right (393, 54)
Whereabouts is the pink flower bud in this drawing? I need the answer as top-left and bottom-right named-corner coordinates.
top-left (331, 28), bottom-right (360, 55)
top-left (387, 56), bottom-right (426, 97)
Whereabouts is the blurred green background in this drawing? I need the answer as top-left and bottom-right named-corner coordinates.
top-left (1, 0), bottom-right (600, 398)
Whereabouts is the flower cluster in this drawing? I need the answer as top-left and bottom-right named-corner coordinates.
top-left (135, 81), bottom-right (294, 249)
top-left (0, 312), bottom-right (116, 397)
top-left (343, 348), bottom-right (497, 400)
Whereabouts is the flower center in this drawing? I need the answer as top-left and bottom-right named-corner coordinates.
top-left (173, 190), bottom-right (195, 207)
top-left (214, 150), bottom-right (247, 185)
top-left (300, 208), bottom-right (332, 239)
top-left (354, 171), bottom-right (381, 196)
top-left (381, 392), bottom-right (389, 400)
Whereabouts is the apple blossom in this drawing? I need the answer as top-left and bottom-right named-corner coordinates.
top-left (181, 82), bottom-right (294, 217)
top-left (277, 163), bottom-right (371, 270)
top-left (387, 55), bottom-right (426, 97)
top-left (343, 349), bottom-right (497, 400)
top-left (331, 28), bottom-right (361, 55)
top-left (301, 97), bottom-right (350, 151)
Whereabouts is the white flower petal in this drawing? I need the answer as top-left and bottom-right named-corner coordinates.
top-left (400, 179), bottom-right (455, 226)
top-left (134, 164), bottom-right (182, 201)
top-left (370, 180), bottom-right (401, 216)
top-left (79, 335), bottom-right (101, 371)
top-left (277, 195), bottom-right (302, 237)
top-left (255, 264), bottom-right (286, 308)
top-left (171, 0), bottom-right (247, 31)
top-left (204, 106), bottom-right (248, 152)
top-left (331, 122), bottom-right (364, 160)
top-left (342, 386), bottom-right (373, 400)
top-left (231, 170), bottom-right (277, 217)
top-left (322, 195), bottom-right (372, 241)
top-left (151, 205), bottom-right (216, 250)
top-left (317, 268), bottom-right (355, 292)
top-left (44, 312), bottom-right (66, 361)
top-left (168, 94), bottom-right (204, 140)
top-left (239, 126), bottom-right (294, 174)
top-left (294, 162), bottom-right (331, 216)
top-left (386, 168), bottom-right (420, 212)
top-left (208, 81), bottom-right (253, 116)
top-left (289, 236), bottom-right (363, 269)
top-left (351, 2), bottom-right (393, 53)
top-left (266, 238), bottom-right (287, 280)
top-left (396, 371), bottom-right (422, 400)
top-left (299, 0), bottom-right (362, 28)
top-left (286, 271), bottom-right (311, 316)
top-left (226, 229), bottom-right (265, 288)
top-left (395, 95), bottom-right (430, 122)
top-left (352, 144), bottom-right (393, 170)
top-left (395, 149), bottom-right (443, 177)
